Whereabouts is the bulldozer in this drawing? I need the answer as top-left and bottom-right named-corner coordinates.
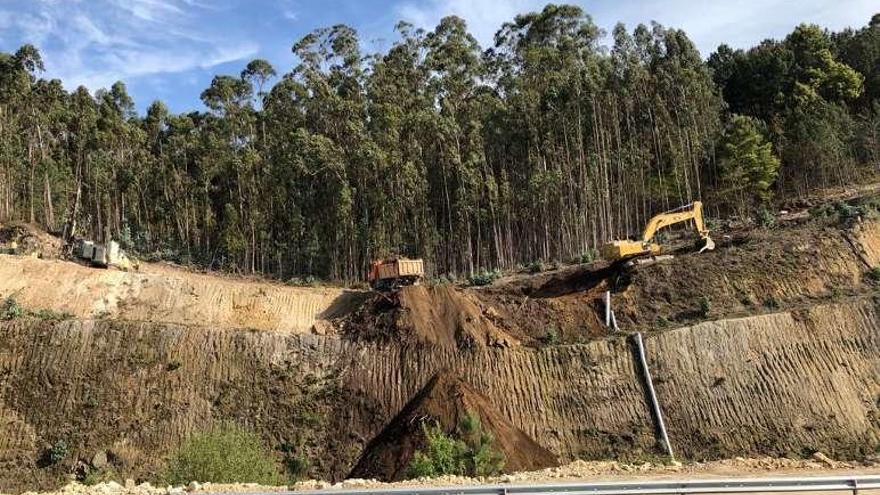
top-left (601, 201), bottom-right (715, 262)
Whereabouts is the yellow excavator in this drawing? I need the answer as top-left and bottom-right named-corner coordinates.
top-left (601, 201), bottom-right (715, 261)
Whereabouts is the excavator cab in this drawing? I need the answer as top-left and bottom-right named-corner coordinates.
top-left (601, 201), bottom-right (715, 262)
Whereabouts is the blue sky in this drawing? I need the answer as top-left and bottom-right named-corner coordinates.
top-left (1, 0), bottom-right (876, 114)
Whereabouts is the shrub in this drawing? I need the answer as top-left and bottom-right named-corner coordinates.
top-left (1, 297), bottom-right (23, 321)
top-left (406, 415), bottom-right (504, 479)
top-left (577, 249), bottom-right (598, 264)
top-left (764, 296), bottom-right (780, 309)
top-left (83, 468), bottom-right (118, 486)
top-left (284, 454), bottom-right (310, 481)
top-left (31, 308), bottom-right (73, 321)
top-left (868, 266), bottom-right (880, 282)
top-left (286, 276), bottom-right (318, 287)
top-left (527, 261), bottom-right (544, 274)
top-left (468, 269), bottom-right (501, 287)
top-left (162, 423), bottom-right (283, 485)
top-left (757, 207), bottom-right (776, 228)
top-left (48, 440), bottom-right (69, 465)
top-left (698, 296), bottom-right (711, 317)
top-left (543, 327), bottom-right (559, 346)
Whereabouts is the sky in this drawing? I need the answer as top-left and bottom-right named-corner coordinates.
top-left (0, 0), bottom-right (876, 114)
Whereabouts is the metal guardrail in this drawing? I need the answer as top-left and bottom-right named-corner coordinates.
top-left (261, 475), bottom-right (880, 495)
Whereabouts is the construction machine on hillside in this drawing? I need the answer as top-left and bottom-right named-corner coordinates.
top-left (601, 201), bottom-right (715, 262)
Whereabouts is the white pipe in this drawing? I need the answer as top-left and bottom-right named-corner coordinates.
top-left (634, 332), bottom-right (674, 460)
top-left (605, 290), bottom-right (611, 327)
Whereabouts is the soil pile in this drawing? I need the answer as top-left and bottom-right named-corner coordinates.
top-left (343, 285), bottom-right (519, 349)
top-left (0, 223), bottom-right (62, 258)
top-left (349, 371), bottom-right (557, 481)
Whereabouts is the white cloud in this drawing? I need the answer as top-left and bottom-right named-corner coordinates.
top-left (396, 0), bottom-right (546, 47)
top-left (393, 0), bottom-right (879, 55)
top-left (3, 0), bottom-right (258, 93)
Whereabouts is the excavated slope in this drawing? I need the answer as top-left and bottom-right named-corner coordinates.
top-left (1, 297), bottom-right (878, 491)
top-left (0, 256), bottom-right (367, 332)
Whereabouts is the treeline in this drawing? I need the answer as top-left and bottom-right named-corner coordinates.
top-left (0, 6), bottom-right (878, 280)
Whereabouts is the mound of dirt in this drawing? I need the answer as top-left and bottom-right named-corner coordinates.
top-left (342, 285), bottom-right (519, 349)
top-left (0, 223), bottom-right (62, 258)
top-left (349, 371), bottom-right (557, 481)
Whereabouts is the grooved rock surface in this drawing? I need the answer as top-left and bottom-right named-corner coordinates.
top-left (1, 297), bottom-right (879, 492)
top-left (0, 256), bottom-right (367, 332)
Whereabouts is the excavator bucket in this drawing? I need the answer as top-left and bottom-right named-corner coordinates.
top-left (699, 235), bottom-right (716, 253)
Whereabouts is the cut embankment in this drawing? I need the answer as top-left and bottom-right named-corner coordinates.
top-left (342, 284), bottom-right (519, 349)
top-left (0, 256), bottom-right (367, 332)
top-left (1, 297), bottom-right (878, 491)
top-left (349, 371), bottom-right (557, 480)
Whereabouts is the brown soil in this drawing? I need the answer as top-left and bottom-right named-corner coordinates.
top-left (341, 285), bottom-right (519, 349)
top-left (0, 256), bottom-right (368, 333)
top-left (0, 223), bottom-right (62, 259)
top-left (349, 371), bottom-right (557, 481)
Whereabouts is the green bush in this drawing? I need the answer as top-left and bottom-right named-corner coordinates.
top-left (406, 415), bottom-right (504, 479)
top-left (527, 261), bottom-right (544, 274)
top-left (1, 297), bottom-right (23, 321)
top-left (543, 327), bottom-right (559, 346)
top-left (82, 468), bottom-right (118, 486)
top-left (162, 423), bottom-right (283, 485)
top-left (868, 266), bottom-right (880, 282)
top-left (48, 440), bottom-right (69, 465)
top-left (577, 249), bottom-right (598, 264)
top-left (31, 308), bottom-right (74, 321)
top-left (757, 207), bottom-right (776, 228)
top-left (698, 296), bottom-right (711, 317)
top-left (468, 269), bottom-right (501, 287)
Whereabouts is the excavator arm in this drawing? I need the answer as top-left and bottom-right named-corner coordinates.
top-left (601, 201), bottom-right (715, 261)
top-left (641, 201), bottom-right (711, 243)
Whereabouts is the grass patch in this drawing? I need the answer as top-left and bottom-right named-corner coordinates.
top-left (162, 423), bottom-right (283, 485)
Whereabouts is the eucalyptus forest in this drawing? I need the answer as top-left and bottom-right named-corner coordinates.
top-left (1, 5), bottom-right (878, 280)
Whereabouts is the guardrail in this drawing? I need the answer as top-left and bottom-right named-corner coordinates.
top-left (256, 475), bottom-right (880, 495)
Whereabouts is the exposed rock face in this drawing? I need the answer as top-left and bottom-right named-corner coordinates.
top-left (2, 296), bottom-right (879, 491)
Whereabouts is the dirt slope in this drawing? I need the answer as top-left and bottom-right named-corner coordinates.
top-left (342, 285), bottom-right (519, 349)
top-left (2, 296), bottom-right (878, 491)
top-left (349, 371), bottom-right (557, 481)
top-left (0, 256), bottom-right (367, 333)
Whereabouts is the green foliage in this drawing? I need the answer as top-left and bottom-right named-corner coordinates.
top-left (0, 11), bottom-right (877, 284)
top-left (1, 297), bottom-right (23, 321)
top-left (715, 115), bottom-right (780, 212)
top-left (867, 266), bottom-right (880, 282)
top-left (162, 423), bottom-right (283, 485)
top-left (30, 308), bottom-right (74, 321)
top-left (406, 415), bottom-right (504, 479)
top-left (284, 454), bottom-right (310, 482)
top-left (543, 326), bottom-right (560, 346)
top-left (48, 440), bottom-right (69, 465)
top-left (698, 296), bottom-right (712, 318)
top-left (577, 249), bottom-right (598, 265)
top-left (1, 297), bottom-right (72, 321)
top-left (810, 199), bottom-right (878, 224)
top-left (527, 261), bottom-right (544, 274)
top-left (82, 468), bottom-right (118, 486)
top-left (467, 269), bottom-right (501, 287)
top-left (286, 276), bottom-right (319, 287)
top-left (757, 207), bottom-right (777, 228)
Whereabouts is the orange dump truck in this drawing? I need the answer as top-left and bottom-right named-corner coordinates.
top-left (368, 258), bottom-right (424, 290)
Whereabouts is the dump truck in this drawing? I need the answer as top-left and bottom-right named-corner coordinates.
top-left (601, 201), bottom-right (715, 261)
top-left (368, 258), bottom-right (424, 290)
